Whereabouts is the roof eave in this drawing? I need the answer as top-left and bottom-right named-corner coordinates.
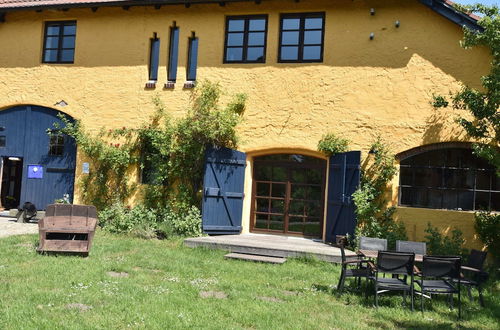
top-left (419, 0), bottom-right (483, 31)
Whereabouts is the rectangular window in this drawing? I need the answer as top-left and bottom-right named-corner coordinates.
top-left (279, 12), bottom-right (324, 63)
top-left (224, 15), bottom-right (268, 63)
top-left (168, 25), bottom-right (180, 82)
top-left (149, 35), bottom-right (160, 81)
top-left (43, 21), bottom-right (77, 64)
top-left (48, 131), bottom-right (64, 156)
top-left (187, 35), bottom-right (199, 81)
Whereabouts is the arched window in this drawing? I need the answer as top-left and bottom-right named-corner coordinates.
top-left (399, 147), bottom-right (499, 211)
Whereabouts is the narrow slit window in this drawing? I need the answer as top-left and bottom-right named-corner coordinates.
top-left (168, 23), bottom-right (180, 82)
top-left (42, 21), bottom-right (77, 64)
top-left (187, 33), bottom-right (199, 81)
top-left (149, 34), bottom-right (160, 81)
top-left (0, 136), bottom-right (5, 147)
top-left (48, 131), bottom-right (65, 156)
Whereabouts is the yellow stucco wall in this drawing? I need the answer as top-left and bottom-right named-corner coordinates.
top-left (0, 0), bottom-right (493, 248)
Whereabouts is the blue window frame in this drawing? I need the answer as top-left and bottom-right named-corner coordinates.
top-left (224, 15), bottom-right (268, 63)
top-left (149, 35), bottom-right (160, 81)
top-left (279, 12), bottom-right (325, 63)
top-left (187, 35), bottom-right (199, 81)
top-left (168, 24), bottom-right (180, 82)
top-left (42, 21), bottom-right (77, 64)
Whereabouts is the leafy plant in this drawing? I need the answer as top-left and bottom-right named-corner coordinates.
top-left (317, 133), bottom-right (350, 156)
top-left (352, 137), bottom-right (406, 249)
top-left (475, 211), bottom-right (500, 263)
top-left (434, 4), bottom-right (500, 174)
top-left (424, 223), bottom-right (467, 256)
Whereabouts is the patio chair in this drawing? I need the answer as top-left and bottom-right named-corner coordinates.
top-left (359, 236), bottom-right (387, 252)
top-left (455, 249), bottom-right (488, 307)
top-left (372, 251), bottom-right (415, 310)
top-left (396, 240), bottom-right (426, 255)
top-left (415, 256), bottom-right (462, 318)
top-left (337, 244), bottom-right (372, 296)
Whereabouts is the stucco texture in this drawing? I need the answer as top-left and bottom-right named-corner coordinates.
top-left (0, 0), bottom-right (493, 248)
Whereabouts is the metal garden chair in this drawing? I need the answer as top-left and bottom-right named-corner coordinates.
top-left (415, 256), bottom-right (462, 318)
top-left (359, 236), bottom-right (387, 252)
top-left (372, 251), bottom-right (416, 310)
top-left (337, 244), bottom-right (372, 296)
top-left (396, 240), bottom-right (426, 255)
top-left (456, 249), bottom-right (488, 307)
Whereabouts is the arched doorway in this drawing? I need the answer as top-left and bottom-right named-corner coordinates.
top-left (250, 154), bottom-right (327, 237)
top-left (0, 105), bottom-right (77, 210)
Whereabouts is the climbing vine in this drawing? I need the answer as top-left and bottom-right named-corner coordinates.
top-left (55, 81), bottom-right (246, 217)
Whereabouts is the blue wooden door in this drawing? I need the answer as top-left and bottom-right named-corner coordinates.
top-left (325, 151), bottom-right (361, 243)
top-left (202, 146), bottom-right (246, 235)
top-left (0, 105), bottom-right (76, 210)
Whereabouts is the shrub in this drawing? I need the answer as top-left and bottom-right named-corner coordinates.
top-left (317, 133), bottom-right (349, 156)
top-left (475, 211), bottom-right (500, 263)
top-left (165, 204), bottom-right (202, 237)
top-left (424, 223), bottom-right (467, 256)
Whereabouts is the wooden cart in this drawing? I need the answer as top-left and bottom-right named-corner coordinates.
top-left (37, 204), bottom-right (97, 256)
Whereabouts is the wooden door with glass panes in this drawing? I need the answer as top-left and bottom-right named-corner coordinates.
top-left (251, 154), bottom-right (326, 237)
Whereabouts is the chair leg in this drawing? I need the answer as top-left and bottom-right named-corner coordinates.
top-left (375, 285), bottom-right (378, 308)
top-left (478, 286), bottom-right (485, 307)
top-left (411, 286), bottom-right (414, 311)
top-left (458, 288), bottom-right (462, 319)
top-left (467, 286), bottom-right (473, 302)
top-left (337, 272), bottom-right (346, 295)
top-left (421, 289), bottom-right (424, 313)
top-left (449, 293), bottom-right (454, 309)
top-left (403, 290), bottom-right (407, 307)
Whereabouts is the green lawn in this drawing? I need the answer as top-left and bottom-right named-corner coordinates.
top-left (0, 231), bottom-right (499, 329)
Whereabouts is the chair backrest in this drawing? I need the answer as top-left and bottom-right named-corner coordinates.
top-left (360, 236), bottom-right (387, 251)
top-left (377, 251), bottom-right (415, 275)
top-left (422, 256), bottom-right (461, 279)
top-left (466, 249), bottom-right (487, 270)
top-left (396, 240), bottom-right (426, 255)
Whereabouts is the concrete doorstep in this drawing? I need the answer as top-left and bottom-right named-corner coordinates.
top-left (224, 252), bottom-right (287, 264)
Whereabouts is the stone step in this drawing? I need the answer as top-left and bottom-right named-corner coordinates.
top-left (224, 252), bottom-right (287, 264)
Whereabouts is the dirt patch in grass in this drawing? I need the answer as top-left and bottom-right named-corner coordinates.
top-left (282, 290), bottom-right (298, 296)
top-left (107, 271), bottom-right (129, 278)
top-left (258, 296), bottom-right (283, 303)
top-left (66, 303), bottom-right (92, 311)
top-left (199, 291), bottom-right (228, 299)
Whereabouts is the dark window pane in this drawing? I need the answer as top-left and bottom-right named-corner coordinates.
top-left (291, 184), bottom-right (307, 200)
top-left (443, 169), bottom-right (473, 189)
top-left (305, 17), bottom-right (323, 29)
top-left (226, 47), bottom-right (243, 61)
top-left (427, 189), bottom-right (442, 208)
top-left (46, 26), bottom-right (60, 36)
top-left (256, 182), bottom-right (270, 196)
top-left (288, 219), bottom-right (304, 233)
top-left (306, 201), bottom-right (321, 217)
top-left (45, 36), bottom-right (59, 48)
top-left (400, 167), bottom-right (413, 185)
top-left (61, 49), bottom-right (74, 62)
top-left (281, 46), bottom-right (299, 60)
top-left (63, 24), bottom-right (76, 35)
top-left (414, 168), bottom-right (441, 187)
top-left (168, 27), bottom-right (179, 81)
top-left (282, 18), bottom-right (300, 30)
top-left (281, 31), bottom-right (299, 45)
top-left (443, 190), bottom-right (458, 210)
top-left (0, 136), bottom-right (5, 147)
top-left (255, 165), bottom-right (272, 181)
top-left (475, 192), bottom-right (491, 211)
top-left (246, 47), bottom-right (264, 61)
top-left (304, 30), bottom-right (322, 44)
top-left (292, 170), bottom-right (307, 183)
top-left (491, 192), bottom-right (499, 211)
top-left (302, 46), bottom-right (321, 60)
top-left (44, 50), bottom-right (58, 62)
top-left (271, 183), bottom-right (285, 198)
top-left (458, 191), bottom-right (474, 210)
top-left (476, 170), bottom-right (492, 190)
top-left (289, 201), bottom-right (305, 216)
top-left (187, 38), bottom-right (198, 81)
top-left (271, 199), bottom-right (284, 214)
top-left (62, 36), bottom-right (75, 49)
top-left (255, 213), bottom-right (268, 229)
top-left (304, 219), bottom-right (321, 236)
top-left (249, 19), bottom-right (266, 31)
top-left (256, 198), bottom-right (269, 213)
top-left (228, 19), bottom-right (244, 32)
top-left (227, 33), bottom-right (244, 46)
top-left (269, 215), bottom-right (284, 230)
top-left (272, 167), bottom-right (287, 181)
top-left (248, 32), bottom-right (265, 46)
top-left (309, 186), bottom-right (322, 201)
top-left (307, 169), bottom-right (322, 184)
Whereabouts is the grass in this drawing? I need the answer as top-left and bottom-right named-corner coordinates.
top-left (0, 231), bottom-right (499, 329)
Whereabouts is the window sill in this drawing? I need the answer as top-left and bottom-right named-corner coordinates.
top-left (183, 81), bottom-right (196, 89)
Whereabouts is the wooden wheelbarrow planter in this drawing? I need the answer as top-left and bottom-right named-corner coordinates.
top-left (37, 204), bottom-right (97, 256)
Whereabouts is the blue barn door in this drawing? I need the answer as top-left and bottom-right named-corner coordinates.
top-left (0, 105), bottom-right (76, 210)
top-left (202, 146), bottom-right (246, 235)
top-left (325, 151), bottom-right (361, 243)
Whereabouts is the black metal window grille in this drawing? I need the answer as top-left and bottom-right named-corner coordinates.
top-left (48, 131), bottom-right (64, 156)
top-left (224, 15), bottom-right (268, 63)
top-left (279, 12), bottom-right (325, 63)
top-left (399, 148), bottom-right (499, 211)
top-left (42, 21), bottom-right (77, 64)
